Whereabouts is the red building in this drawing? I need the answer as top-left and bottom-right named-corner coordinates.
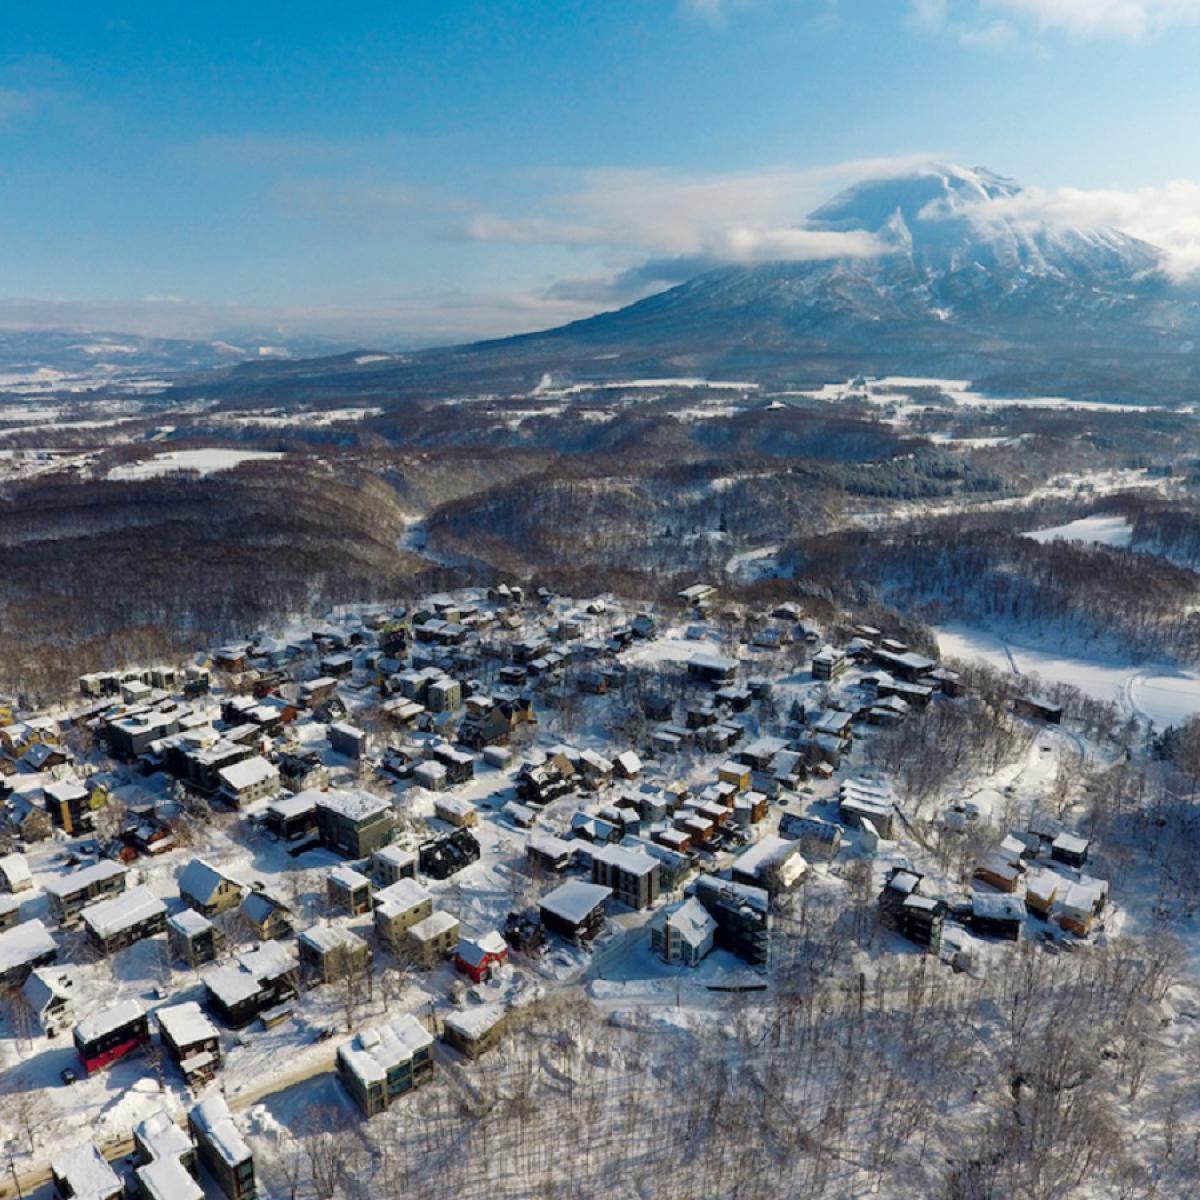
top-left (73, 999), bottom-right (149, 1074)
top-left (454, 931), bottom-right (509, 983)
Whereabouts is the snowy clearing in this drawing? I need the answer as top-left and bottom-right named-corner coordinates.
top-left (107, 449), bottom-right (285, 480)
top-left (1023, 515), bottom-right (1133, 548)
top-left (936, 621), bottom-right (1200, 728)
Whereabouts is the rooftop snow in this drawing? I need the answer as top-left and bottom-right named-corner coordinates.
top-left (338, 1013), bottom-right (433, 1085)
top-left (82, 886), bottom-right (165, 938)
top-left (540, 880), bottom-right (612, 924)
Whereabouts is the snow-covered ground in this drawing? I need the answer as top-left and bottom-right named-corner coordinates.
top-left (107, 449), bottom-right (285, 481)
top-left (936, 621), bottom-right (1200, 728)
top-left (789, 374), bottom-right (1180, 418)
top-left (1022, 514), bottom-right (1133, 548)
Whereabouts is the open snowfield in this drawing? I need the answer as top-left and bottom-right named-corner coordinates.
top-left (1022, 514), bottom-right (1133, 548)
top-left (936, 621), bottom-right (1200, 728)
top-left (789, 375), bottom-right (1178, 419)
top-left (107, 448), bottom-right (285, 480)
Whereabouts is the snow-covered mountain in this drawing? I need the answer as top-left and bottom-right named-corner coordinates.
top-left (172, 163), bottom-right (1200, 409)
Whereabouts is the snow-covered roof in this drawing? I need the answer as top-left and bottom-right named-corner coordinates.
top-left (593, 843), bottom-right (659, 878)
top-left (0, 917), bottom-right (56, 974)
top-left (540, 880), bottom-right (611, 924)
top-left (615, 750), bottom-right (642, 775)
top-left (51, 1143), bottom-right (121, 1200)
top-left (314, 787), bottom-right (391, 821)
top-left (1052, 832), bottom-right (1089, 856)
top-left (665, 896), bottom-right (717, 947)
top-left (375, 878), bottom-right (432, 918)
top-left (445, 1002), bottom-right (506, 1041)
top-left (75, 997), bottom-right (144, 1044)
top-left (218, 755), bottom-right (277, 792)
top-left (733, 836), bottom-right (806, 886)
top-left (42, 859), bottom-right (126, 899)
top-left (299, 923), bottom-right (367, 956)
top-left (82, 886), bottom-right (166, 939)
top-left (373, 845), bottom-right (417, 868)
top-left (178, 858), bottom-right (241, 905)
top-left (338, 1014), bottom-right (433, 1086)
top-left (190, 1094), bottom-right (251, 1167)
top-left (972, 892), bottom-right (1026, 921)
top-left (167, 908), bottom-right (213, 936)
top-left (157, 1001), bottom-right (217, 1048)
top-left (408, 910), bottom-right (459, 942)
top-left (329, 864), bottom-right (370, 891)
top-left (21, 965), bottom-right (73, 1015)
top-left (0, 852), bottom-right (31, 887)
top-left (456, 930), bottom-right (507, 967)
top-left (268, 790), bottom-right (319, 818)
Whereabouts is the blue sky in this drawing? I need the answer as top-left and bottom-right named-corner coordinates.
top-left (2, 0), bottom-right (1200, 346)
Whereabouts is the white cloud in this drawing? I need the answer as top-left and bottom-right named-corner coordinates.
top-left (913, 0), bottom-right (1200, 38)
top-left (986, 0), bottom-right (1200, 37)
top-left (465, 155), bottom-right (937, 264)
top-left (962, 181), bottom-right (1200, 277)
top-left (678, 0), bottom-right (753, 25)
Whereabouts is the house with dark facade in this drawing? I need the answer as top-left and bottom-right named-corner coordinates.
top-left (313, 789), bottom-right (394, 858)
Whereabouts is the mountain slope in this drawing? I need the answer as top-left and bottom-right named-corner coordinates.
top-left (171, 163), bottom-right (1200, 407)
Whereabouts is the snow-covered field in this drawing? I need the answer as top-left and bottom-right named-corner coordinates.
top-left (1023, 514), bottom-right (1133, 548)
top-left (936, 621), bottom-right (1200, 728)
top-left (107, 448), bottom-right (285, 481)
top-left (790, 375), bottom-right (1178, 419)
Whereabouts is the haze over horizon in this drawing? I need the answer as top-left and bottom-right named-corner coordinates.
top-left (5, 0), bottom-right (1200, 348)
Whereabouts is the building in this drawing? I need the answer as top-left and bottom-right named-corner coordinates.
top-left (1051, 832), bottom-right (1090, 869)
top-left (156, 1001), bottom-right (221, 1086)
top-left (202, 941), bottom-right (297, 1028)
top-left (189, 1094), bottom-right (256, 1200)
top-left (0, 917), bottom-right (57, 991)
top-left (443, 1003), bottom-right (508, 1060)
top-left (687, 653), bottom-right (737, 687)
top-left (21, 966), bottom-right (76, 1036)
top-left (82, 886), bottom-right (167, 954)
top-left (167, 908), bottom-right (221, 968)
top-left (44, 861), bottom-right (126, 924)
top-left (693, 875), bottom-right (770, 967)
top-left (591, 844), bottom-right (661, 911)
top-left (0, 851), bottom-right (32, 892)
top-left (374, 878), bottom-right (434, 949)
top-left (131, 1110), bottom-right (202, 1200)
top-left (371, 845), bottom-right (417, 887)
top-left (730, 836), bottom-right (807, 895)
top-left (314, 788), bottom-right (395, 858)
top-left (971, 893), bottom-right (1026, 941)
top-left (327, 865), bottom-right (373, 915)
top-left (51, 1144), bottom-right (122, 1200)
top-left (434, 794), bottom-right (478, 828)
top-left (337, 1014), bottom-right (435, 1117)
top-left (328, 721), bottom-right (368, 760)
top-left (650, 896), bottom-right (717, 967)
top-left (298, 923), bottom-right (371, 985)
top-left (264, 790), bottom-right (319, 842)
top-left (73, 999), bottom-right (149, 1074)
top-left (526, 831), bottom-right (575, 874)
top-left (419, 828), bottom-right (480, 879)
top-left (539, 880), bottom-right (611, 945)
top-left (238, 888), bottom-right (292, 941)
top-left (178, 858), bottom-right (245, 917)
top-left (811, 645), bottom-right (846, 681)
top-left (43, 780), bottom-right (94, 834)
top-left (217, 756), bottom-right (279, 809)
top-left (454, 930), bottom-right (509, 983)
top-left (407, 910), bottom-right (460, 968)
